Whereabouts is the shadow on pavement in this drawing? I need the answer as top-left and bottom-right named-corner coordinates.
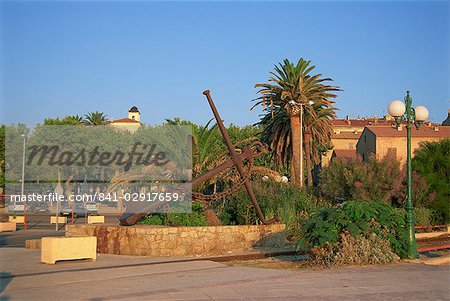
top-left (0, 272), bottom-right (13, 301)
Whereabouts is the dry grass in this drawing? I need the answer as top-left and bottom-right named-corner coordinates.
top-left (310, 233), bottom-right (399, 268)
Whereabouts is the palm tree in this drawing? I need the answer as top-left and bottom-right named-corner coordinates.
top-left (164, 118), bottom-right (224, 178)
top-left (303, 105), bottom-right (336, 186)
top-left (253, 58), bottom-right (340, 186)
top-left (64, 115), bottom-right (84, 125)
top-left (84, 111), bottom-right (109, 126)
top-left (43, 115), bottom-right (84, 125)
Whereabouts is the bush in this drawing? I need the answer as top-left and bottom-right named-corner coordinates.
top-left (320, 155), bottom-right (402, 202)
top-left (140, 203), bottom-right (207, 226)
top-left (394, 207), bottom-right (444, 227)
top-left (140, 179), bottom-right (320, 229)
top-left (310, 233), bottom-right (399, 267)
top-left (413, 207), bottom-right (433, 226)
top-left (320, 155), bottom-right (434, 210)
top-left (218, 179), bottom-right (318, 232)
top-left (297, 200), bottom-right (409, 259)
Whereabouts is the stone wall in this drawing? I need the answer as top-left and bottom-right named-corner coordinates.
top-left (65, 224), bottom-right (286, 257)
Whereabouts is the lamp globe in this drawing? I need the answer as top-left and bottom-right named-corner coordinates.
top-left (388, 100), bottom-right (406, 117)
top-left (415, 106), bottom-right (429, 122)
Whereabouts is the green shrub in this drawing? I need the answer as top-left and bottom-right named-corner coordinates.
top-left (219, 179), bottom-right (317, 231)
top-left (394, 207), bottom-right (444, 227)
top-left (413, 207), bottom-right (433, 226)
top-left (320, 155), bottom-right (433, 207)
top-left (320, 155), bottom-right (402, 202)
top-left (140, 203), bottom-right (207, 226)
top-left (297, 200), bottom-right (409, 259)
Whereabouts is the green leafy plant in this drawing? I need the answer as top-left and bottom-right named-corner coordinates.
top-left (219, 179), bottom-right (317, 232)
top-left (297, 200), bottom-right (409, 258)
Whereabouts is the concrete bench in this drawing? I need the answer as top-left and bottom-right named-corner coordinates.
top-left (25, 239), bottom-right (41, 249)
top-left (41, 236), bottom-right (97, 264)
top-left (50, 216), bottom-right (67, 224)
top-left (9, 216), bottom-right (25, 223)
top-left (87, 215), bottom-right (105, 224)
top-left (0, 222), bottom-right (16, 232)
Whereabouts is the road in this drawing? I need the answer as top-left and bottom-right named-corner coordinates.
top-left (1, 247), bottom-right (449, 301)
top-left (2, 214), bottom-right (449, 300)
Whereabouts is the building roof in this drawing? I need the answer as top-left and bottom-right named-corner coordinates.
top-left (366, 125), bottom-right (450, 138)
top-left (110, 118), bottom-right (141, 124)
top-left (331, 149), bottom-right (358, 162)
top-left (332, 132), bottom-right (361, 139)
top-left (442, 109), bottom-right (450, 126)
top-left (332, 118), bottom-right (393, 127)
top-left (128, 106), bottom-right (139, 113)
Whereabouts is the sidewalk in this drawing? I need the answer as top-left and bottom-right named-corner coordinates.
top-left (1, 248), bottom-right (449, 300)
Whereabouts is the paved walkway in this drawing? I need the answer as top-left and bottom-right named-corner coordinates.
top-left (1, 248), bottom-right (449, 300)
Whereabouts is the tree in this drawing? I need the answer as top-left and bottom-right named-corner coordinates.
top-left (303, 104), bottom-right (336, 186)
top-left (44, 115), bottom-right (84, 125)
top-left (164, 118), bottom-right (223, 178)
top-left (253, 58), bottom-right (340, 186)
top-left (64, 115), bottom-right (84, 125)
top-left (84, 111), bottom-right (109, 126)
top-left (412, 139), bottom-right (450, 222)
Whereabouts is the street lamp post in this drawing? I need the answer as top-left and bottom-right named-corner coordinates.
top-left (388, 91), bottom-right (429, 259)
top-left (21, 134), bottom-right (27, 230)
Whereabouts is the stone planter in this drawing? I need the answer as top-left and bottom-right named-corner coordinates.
top-left (9, 216), bottom-right (25, 223)
top-left (66, 223), bottom-right (287, 257)
top-left (87, 215), bottom-right (105, 224)
top-left (41, 236), bottom-right (97, 264)
top-left (50, 216), bottom-right (67, 224)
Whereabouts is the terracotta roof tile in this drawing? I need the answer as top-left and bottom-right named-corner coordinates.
top-left (332, 120), bottom-right (351, 126)
top-left (333, 149), bottom-right (358, 159)
top-left (332, 119), bottom-right (394, 127)
top-left (110, 118), bottom-right (140, 124)
top-left (366, 125), bottom-right (450, 138)
top-left (332, 132), bottom-right (361, 139)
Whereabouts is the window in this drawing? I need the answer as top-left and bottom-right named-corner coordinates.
top-left (387, 148), bottom-right (397, 158)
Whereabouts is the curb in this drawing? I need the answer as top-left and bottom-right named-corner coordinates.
top-left (403, 256), bottom-right (450, 266)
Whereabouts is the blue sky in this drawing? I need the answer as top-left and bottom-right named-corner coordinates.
top-left (1, 0), bottom-right (449, 126)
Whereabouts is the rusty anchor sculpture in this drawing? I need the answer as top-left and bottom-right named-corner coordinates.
top-left (119, 90), bottom-right (278, 226)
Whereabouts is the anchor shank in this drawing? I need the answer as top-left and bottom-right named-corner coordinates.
top-left (202, 90), bottom-right (267, 223)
